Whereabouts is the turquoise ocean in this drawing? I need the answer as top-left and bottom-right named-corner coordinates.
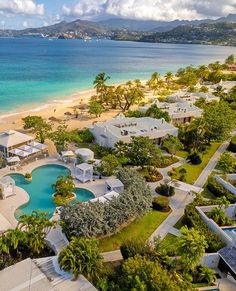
top-left (0, 38), bottom-right (236, 114)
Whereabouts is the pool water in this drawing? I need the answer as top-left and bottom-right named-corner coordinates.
top-left (222, 227), bottom-right (236, 239)
top-left (9, 164), bottom-right (94, 219)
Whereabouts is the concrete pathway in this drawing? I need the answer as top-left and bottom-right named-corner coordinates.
top-left (194, 141), bottom-right (230, 188)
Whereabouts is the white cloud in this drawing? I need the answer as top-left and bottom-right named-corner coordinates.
top-left (23, 20), bottom-right (28, 27)
top-left (0, 0), bottom-right (44, 16)
top-left (61, 0), bottom-right (236, 21)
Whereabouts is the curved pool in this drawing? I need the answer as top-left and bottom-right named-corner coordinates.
top-left (9, 164), bottom-right (95, 219)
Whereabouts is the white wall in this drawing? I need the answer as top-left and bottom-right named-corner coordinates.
top-left (215, 175), bottom-right (236, 196)
top-left (201, 253), bottom-right (220, 269)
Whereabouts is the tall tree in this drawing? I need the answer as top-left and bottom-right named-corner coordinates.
top-left (163, 135), bottom-right (183, 157)
top-left (93, 73), bottom-right (110, 103)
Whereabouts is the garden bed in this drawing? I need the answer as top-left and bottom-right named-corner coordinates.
top-left (137, 167), bottom-right (163, 182)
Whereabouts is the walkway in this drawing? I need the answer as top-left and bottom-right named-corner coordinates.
top-left (46, 224), bottom-right (69, 255)
top-left (149, 140), bottom-right (230, 241)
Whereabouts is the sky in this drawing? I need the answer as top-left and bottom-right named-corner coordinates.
top-left (0, 0), bottom-right (235, 29)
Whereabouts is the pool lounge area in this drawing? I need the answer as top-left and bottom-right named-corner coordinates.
top-left (8, 164), bottom-right (95, 219)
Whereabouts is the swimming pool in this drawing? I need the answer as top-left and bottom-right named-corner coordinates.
top-left (9, 164), bottom-right (95, 219)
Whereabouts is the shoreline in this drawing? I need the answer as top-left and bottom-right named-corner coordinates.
top-left (0, 79), bottom-right (148, 133)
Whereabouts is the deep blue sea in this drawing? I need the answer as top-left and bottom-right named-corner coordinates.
top-left (0, 38), bottom-right (235, 114)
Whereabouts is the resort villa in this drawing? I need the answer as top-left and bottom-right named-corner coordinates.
top-left (0, 130), bottom-right (47, 161)
top-left (140, 100), bottom-right (203, 124)
top-left (166, 91), bottom-right (220, 104)
top-left (89, 114), bottom-right (178, 148)
top-left (212, 80), bottom-right (236, 93)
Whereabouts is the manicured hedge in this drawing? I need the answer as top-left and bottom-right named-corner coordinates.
top-left (152, 196), bottom-right (170, 212)
top-left (207, 177), bottom-right (236, 203)
top-left (155, 183), bottom-right (175, 197)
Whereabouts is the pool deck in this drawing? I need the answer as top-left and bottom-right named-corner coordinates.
top-left (0, 157), bottom-right (107, 228)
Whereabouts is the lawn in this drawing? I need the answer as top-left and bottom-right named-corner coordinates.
top-left (99, 210), bottom-right (171, 252)
top-left (176, 150), bottom-right (188, 159)
top-left (174, 142), bottom-right (221, 184)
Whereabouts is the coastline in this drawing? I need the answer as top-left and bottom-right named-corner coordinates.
top-left (0, 79), bottom-right (148, 133)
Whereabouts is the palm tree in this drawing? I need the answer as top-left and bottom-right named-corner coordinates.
top-left (93, 73), bottom-right (110, 103)
top-left (147, 72), bottom-right (161, 95)
top-left (59, 237), bottom-right (103, 281)
top-left (165, 71), bottom-right (174, 86)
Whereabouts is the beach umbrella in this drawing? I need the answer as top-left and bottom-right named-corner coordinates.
top-left (26, 147), bottom-right (40, 154)
top-left (9, 148), bottom-right (22, 155)
top-left (29, 141), bottom-right (41, 147)
top-left (18, 145), bottom-right (31, 151)
top-left (6, 156), bottom-right (20, 164)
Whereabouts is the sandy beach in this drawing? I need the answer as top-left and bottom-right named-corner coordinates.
top-left (0, 86), bottom-right (126, 133)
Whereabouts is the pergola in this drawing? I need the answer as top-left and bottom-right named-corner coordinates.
top-left (75, 148), bottom-right (94, 162)
top-left (105, 179), bottom-right (124, 194)
top-left (0, 176), bottom-right (15, 200)
top-left (75, 163), bottom-right (93, 183)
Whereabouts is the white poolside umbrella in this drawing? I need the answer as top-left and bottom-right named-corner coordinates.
top-left (29, 141), bottom-right (41, 147)
top-left (6, 156), bottom-right (20, 163)
top-left (9, 148), bottom-right (22, 155)
top-left (18, 145), bottom-right (31, 151)
top-left (16, 150), bottom-right (31, 158)
top-left (35, 143), bottom-right (47, 150)
top-left (26, 146), bottom-right (40, 154)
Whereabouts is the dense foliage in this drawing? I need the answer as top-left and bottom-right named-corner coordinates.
top-left (228, 136), bottom-right (236, 153)
top-left (155, 183), bottom-right (175, 197)
top-left (207, 177), bottom-right (236, 203)
top-left (0, 211), bottom-right (55, 270)
top-left (152, 196), bottom-right (170, 212)
top-left (60, 168), bottom-right (152, 238)
top-left (59, 237), bottom-right (103, 281)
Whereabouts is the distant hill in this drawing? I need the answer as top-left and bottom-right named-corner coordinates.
top-left (0, 14), bottom-right (235, 46)
top-left (112, 22), bottom-right (236, 46)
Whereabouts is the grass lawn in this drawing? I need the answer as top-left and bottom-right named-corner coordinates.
top-left (176, 150), bottom-right (188, 159)
top-left (174, 142), bottom-right (221, 184)
top-left (99, 210), bottom-right (171, 252)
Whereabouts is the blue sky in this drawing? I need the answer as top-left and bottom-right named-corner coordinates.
top-left (0, 0), bottom-right (235, 29)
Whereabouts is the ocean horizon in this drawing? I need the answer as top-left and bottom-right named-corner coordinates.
top-left (0, 38), bottom-right (236, 114)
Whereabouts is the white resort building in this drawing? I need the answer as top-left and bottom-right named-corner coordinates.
top-left (140, 100), bottom-right (202, 124)
top-left (166, 92), bottom-right (220, 104)
top-left (89, 114), bottom-right (178, 148)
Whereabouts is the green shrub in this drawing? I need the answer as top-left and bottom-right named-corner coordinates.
top-left (142, 167), bottom-right (163, 182)
top-left (78, 129), bottom-right (94, 143)
top-left (207, 177), bottom-right (236, 203)
top-left (187, 152), bottom-right (202, 165)
top-left (25, 173), bottom-right (32, 179)
top-left (228, 136), bottom-right (236, 152)
top-left (155, 183), bottom-right (175, 197)
top-left (92, 144), bottom-right (113, 159)
top-left (120, 239), bottom-right (152, 260)
top-left (152, 196), bottom-right (170, 212)
top-left (98, 154), bottom-right (120, 176)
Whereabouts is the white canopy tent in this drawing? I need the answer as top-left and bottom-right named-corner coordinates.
top-left (18, 145), bottom-right (31, 151)
top-left (103, 190), bottom-right (120, 201)
top-left (105, 179), bottom-right (124, 194)
top-left (26, 147), bottom-right (40, 154)
top-left (75, 163), bottom-right (93, 183)
top-left (168, 180), bottom-right (203, 194)
top-left (6, 156), bottom-right (20, 164)
top-left (16, 150), bottom-right (31, 158)
top-left (9, 148), bottom-right (22, 155)
top-left (75, 148), bottom-right (94, 162)
top-left (0, 176), bottom-right (15, 200)
top-left (90, 196), bottom-right (108, 203)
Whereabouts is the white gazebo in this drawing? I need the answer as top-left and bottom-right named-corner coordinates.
top-left (0, 176), bottom-right (15, 200)
top-left (75, 163), bottom-right (93, 183)
top-left (103, 190), bottom-right (120, 201)
top-left (105, 179), bottom-right (124, 194)
top-left (75, 148), bottom-right (94, 162)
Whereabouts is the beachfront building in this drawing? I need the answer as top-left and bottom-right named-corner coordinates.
top-left (212, 80), bottom-right (236, 93)
top-left (167, 92), bottom-right (220, 104)
top-left (0, 176), bottom-right (15, 200)
top-left (75, 163), bottom-right (93, 183)
top-left (105, 178), bottom-right (124, 194)
top-left (0, 130), bottom-right (33, 157)
top-left (89, 114), bottom-right (178, 148)
top-left (140, 101), bottom-right (202, 124)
